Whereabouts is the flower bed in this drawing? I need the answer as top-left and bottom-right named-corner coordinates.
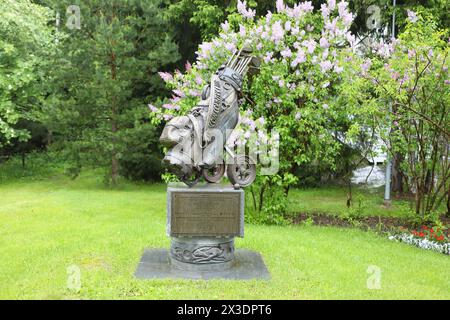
top-left (389, 226), bottom-right (450, 255)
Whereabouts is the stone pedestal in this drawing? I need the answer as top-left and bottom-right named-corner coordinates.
top-left (134, 183), bottom-right (270, 280)
top-left (167, 183), bottom-right (244, 271)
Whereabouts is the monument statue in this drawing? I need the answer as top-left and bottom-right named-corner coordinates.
top-left (159, 47), bottom-right (260, 188)
top-left (135, 48), bottom-right (270, 279)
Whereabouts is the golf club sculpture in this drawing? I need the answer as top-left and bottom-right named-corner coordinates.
top-left (159, 47), bottom-right (260, 187)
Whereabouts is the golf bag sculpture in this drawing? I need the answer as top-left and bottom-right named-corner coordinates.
top-left (159, 48), bottom-right (260, 187)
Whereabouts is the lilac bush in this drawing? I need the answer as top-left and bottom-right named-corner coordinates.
top-left (148, 1), bottom-right (370, 217)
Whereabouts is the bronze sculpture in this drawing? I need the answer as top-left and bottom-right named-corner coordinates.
top-left (159, 47), bottom-right (260, 187)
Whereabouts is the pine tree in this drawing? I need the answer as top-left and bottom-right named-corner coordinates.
top-left (43, 0), bottom-right (179, 184)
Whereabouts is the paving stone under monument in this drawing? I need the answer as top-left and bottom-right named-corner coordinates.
top-left (135, 248), bottom-right (270, 280)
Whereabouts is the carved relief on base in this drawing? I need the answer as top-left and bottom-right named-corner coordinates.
top-left (170, 239), bottom-right (234, 264)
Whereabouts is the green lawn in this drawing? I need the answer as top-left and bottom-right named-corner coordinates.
top-left (287, 186), bottom-right (413, 218)
top-left (0, 171), bottom-right (449, 299)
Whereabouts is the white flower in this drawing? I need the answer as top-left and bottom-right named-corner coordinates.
top-left (407, 10), bottom-right (418, 23)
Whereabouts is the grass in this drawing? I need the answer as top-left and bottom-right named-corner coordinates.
top-left (0, 170), bottom-right (449, 299)
top-left (287, 186), bottom-right (414, 218)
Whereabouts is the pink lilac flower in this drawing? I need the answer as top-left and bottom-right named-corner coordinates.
top-left (281, 48), bottom-right (293, 58)
top-left (391, 72), bottom-right (400, 80)
top-left (195, 75), bottom-right (203, 85)
top-left (320, 37), bottom-right (329, 48)
top-left (291, 50), bottom-right (306, 67)
top-left (185, 61), bottom-right (192, 72)
top-left (257, 117), bottom-right (265, 125)
top-left (173, 89), bottom-right (185, 97)
top-left (266, 11), bottom-right (272, 24)
top-left (399, 74), bottom-right (409, 85)
top-left (407, 10), bottom-right (418, 23)
top-left (361, 59), bottom-right (372, 73)
top-left (341, 11), bottom-right (354, 27)
top-left (377, 41), bottom-right (393, 58)
top-left (287, 4), bottom-right (304, 19)
top-left (162, 103), bottom-right (177, 110)
top-left (171, 95), bottom-right (181, 103)
top-left (306, 24), bottom-right (314, 32)
top-left (302, 39), bottom-right (316, 54)
top-left (299, 1), bottom-right (314, 13)
top-left (271, 21), bottom-right (285, 43)
top-left (291, 26), bottom-right (300, 35)
top-left (444, 80), bottom-right (450, 85)
top-left (239, 25), bottom-right (246, 37)
top-left (148, 104), bottom-right (158, 113)
top-left (279, 79), bottom-right (285, 87)
top-left (337, 1), bottom-right (348, 17)
top-left (258, 130), bottom-right (267, 141)
top-left (320, 60), bottom-right (333, 73)
top-left (334, 65), bottom-right (344, 73)
top-left (274, 97), bottom-right (282, 103)
top-left (221, 21), bottom-right (230, 32)
top-left (276, 0), bottom-right (285, 12)
top-left (408, 49), bottom-right (416, 59)
top-left (189, 89), bottom-right (201, 97)
top-left (322, 49), bottom-right (329, 59)
top-left (327, 0), bottom-right (336, 10)
top-left (346, 32), bottom-right (356, 47)
top-left (198, 42), bottom-right (213, 59)
top-left (225, 42), bottom-right (236, 52)
top-left (245, 118), bottom-right (256, 131)
top-left (158, 72), bottom-right (173, 82)
top-left (263, 52), bottom-right (274, 63)
top-left (321, 3), bottom-right (330, 18)
top-left (163, 114), bottom-right (173, 121)
top-left (325, 18), bottom-right (338, 34)
top-left (284, 21), bottom-right (292, 31)
top-left (237, 0), bottom-right (256, 19)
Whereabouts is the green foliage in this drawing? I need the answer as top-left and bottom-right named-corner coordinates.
top-left (345, 12), bottom-right (449, 217)
top-left (41, 0), bottom-right (180, 184)
top-left (345, 193), bottom-right (367, 219)
top-left (0, 151), bottom-right (64, 182)
top-left (118, 123), bottom-right (163, 182)
top-left (0, 0), bottom-right (55, 145)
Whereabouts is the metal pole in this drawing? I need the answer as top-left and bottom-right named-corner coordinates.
top-left (384, 0), bottom-right (396, 206)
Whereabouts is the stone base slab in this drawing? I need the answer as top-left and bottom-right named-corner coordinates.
top-left (134, 248), bottom-right (270, 280)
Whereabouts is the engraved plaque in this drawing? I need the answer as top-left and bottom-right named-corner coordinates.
top-left (167, 184), bottom-right (244, 237)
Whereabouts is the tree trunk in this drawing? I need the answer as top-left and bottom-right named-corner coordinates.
top-left (111, 117), bottom-right (118, 186)
top-left (110, 51), bottom-right (119, 186)
top-left (392, 153), bottom-right (404, 194)
top-left (21, 152), bottom-right (26, 168)
top-left (446, 187), bottom-right (450, 217)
